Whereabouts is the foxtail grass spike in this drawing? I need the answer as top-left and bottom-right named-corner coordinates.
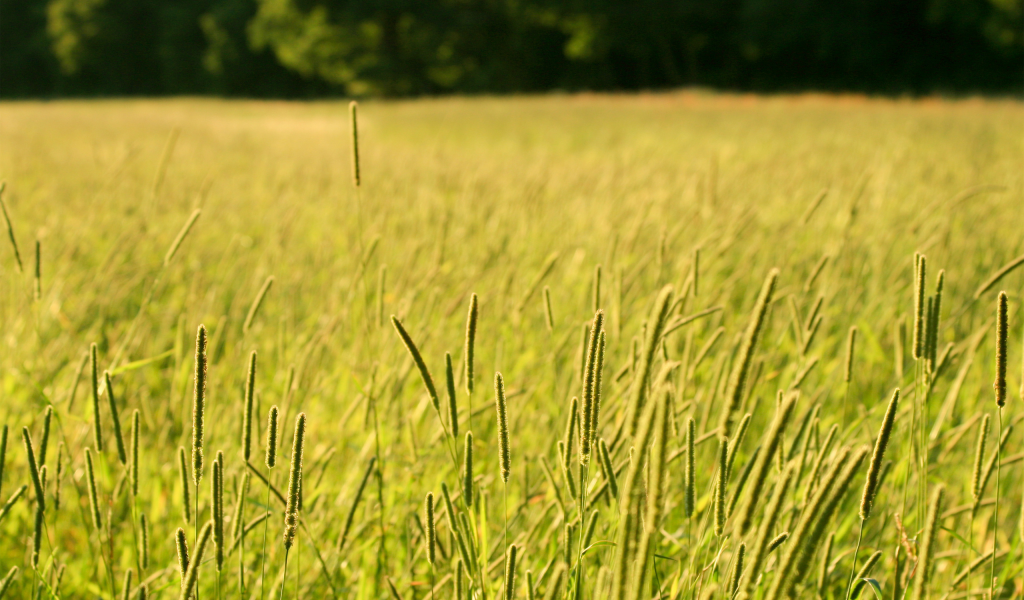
top-left (213, 456), bottom-right (225, 570)
top-left (598, 439), bottom-right (618, 499)
top-left (693, 247), bottom-right (700, 296)
top-left (844, 326), bottom-right (858, 383)
top-left (425, 492), bottom-right (436, 564)
top-left (995, 291), bottom-right (1008, 406)
top-left (767, 533), bottom-right (789, 554)
top-left (178, 447), bottom-right (191, 523)
top-left (243, 351), bottom-right (256, 460)
top-left (175, 527), bottom-right (189, 582)
top-left (140, 512), bottom-right (150, 569)
top-left (714, 436), bottom-right (730, 538)
top-left (913, 254), bottom-right (926, 360)
top-left (90, 343), bottom-right (104, 452)
top-left (392, 315), bottom-right (440, 410)
top-left (179, 521), bottom-right (212, 600)
top-left (581, 310), bottom-right (605, 461)
top-left (283, 413), bottom-right (306, 549)
top-left (266, 405), bottom-right (279, 468)
top-left (446, 352), bottom-right (459, 438)
top-left (861, 389), bottom-right (898, 519)
top-left (0, 566), bottom-right (18, 598)
top-left (495, 373), bottom-right (511, 482)
top-left (0, 182), bottom-right (23, 272)
top-left (130, 409), bottom-right (140, 496)
top-left (54, 443), bottom-right (64, 510)
top-left (543, 286), bottom-right (554, 331)
top-left (972, 415), bottom-right (990, 501)
top-left (504, 544), bottom-right (518, 600)
top-left (33, 240), bottom-right (40, 300)
top-left (465, 293), bottom-right (478, 395)
top-left (684, 417), bottom-right (695, 519)
top-left (719, 269), bottom-right (779, 437)
top-left (192, 325), bottom-right (208, 485)
top-left (563, 397), bottom-right (578, 463)
top-left (85, 448), bottom-right (102, 530)
top-left (463, 432), bottom-right (474, 506)
top-left (22, 428), bottom-right (44, 510)
top-left (105, 371), bottom-right (127, 464)
top-left (38, 406), bottom-right (51, 467)
top-left (592, 331), bottom-right (606, 440)
top-left (349, 101), bottom-right (360, 186)
top-left (728, 543), bottom-right (745, 597)
top-left (121, 569), bottom-right (133, 600)
top-left (929, 271), bottom-right (945, 364)
top-left (0, 485), bottom-right (26, 524)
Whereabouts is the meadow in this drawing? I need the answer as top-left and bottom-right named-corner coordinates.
top-left (0, 93), bottom-right (1022, 600)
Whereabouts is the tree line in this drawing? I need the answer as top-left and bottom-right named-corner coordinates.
top-left (1, 0), bottom-right (1020, 98)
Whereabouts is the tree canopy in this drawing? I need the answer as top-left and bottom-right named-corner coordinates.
top-left (1, 0), bottom-right (1020, 97)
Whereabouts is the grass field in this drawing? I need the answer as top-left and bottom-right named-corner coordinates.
top-left (0, 94), bottom-right (1022, 599)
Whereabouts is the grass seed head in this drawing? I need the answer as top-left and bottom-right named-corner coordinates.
top-left (463, 431), bottom-right (474, 506)
top-left (283, 412), bottom-right (306, 549)
top-left (243, 350), bottom-right (257, 460)
top-left (90, 343), bottom-right (104, 452)
top-left (465, 293), bottom-right (478, 394)
top-left (446, 352), bottom-right (459, 438)
top-left (425, 492), bottom-right (436, 564)
top-left (178, 446), bottom-right (191, 523)
top-left (995, 291), bottom-right (1008, 406)
top-left (266, 405), bottom-right (279, 468)
top-left (861, 388), bottom-right (898, 519)
top-left (495, 372), bottom-right (511, 482)
top-left (192, 324), bottom-right (208, 485)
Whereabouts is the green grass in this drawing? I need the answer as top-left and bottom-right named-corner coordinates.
top-left (0, 93), bottom-right (1022, 599)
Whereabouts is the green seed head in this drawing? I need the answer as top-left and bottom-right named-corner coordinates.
top-left (90, 343), bottom-right (103, 452)
top-left (465, 293), bottom-right (479, 395)
top-left (463, 432), bottom-right (474, 506)
top-left (995, 291), bottom-right (1008, 407)
top-left (266, 405), bottom-right (279, 468)
top-left (349, 101), bottom-right (360, 187)
top-left (283, 412), bottom-right (306, 549)
top-left (861, 388), bottom-right (898, 519)
top-left (130, 409), bottom-right (140, 496)
top-left (178, 446), bottom-right (191, 523)
top-left (446, 352), bottom-right (459, 438)
top-left (243, 351), bottom-right (257, 461)
top-left (192, 324), bottom-right (208, 485)
top-left (425, 492), bottom-right (436, 565)
top-left (175, 527), bottom-right (189, 582)
top-left (495, 372), bottom-right (511, 483)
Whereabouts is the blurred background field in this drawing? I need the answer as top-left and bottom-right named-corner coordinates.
top-left (0, 94), bottom-right (1022, 598)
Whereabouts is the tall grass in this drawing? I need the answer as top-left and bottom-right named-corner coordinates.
top-left (0, 96), bottom-right (1020, 599)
